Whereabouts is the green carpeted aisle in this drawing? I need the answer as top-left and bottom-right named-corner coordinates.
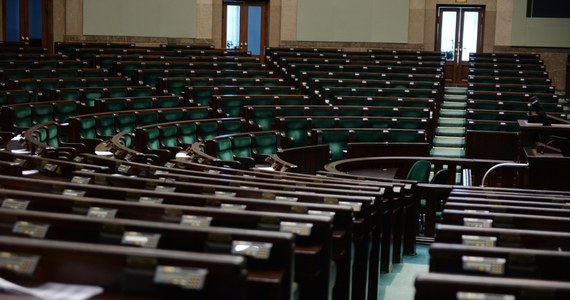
top-left (379, 244), bottom-right (430, 300)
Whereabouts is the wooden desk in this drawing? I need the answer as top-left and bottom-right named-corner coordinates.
top-left (344, 167), bottom-right (399, 179)
top-left (524, 146), bottom-right (570, 191)
top-left (518, 119), bottom-right (570, 156)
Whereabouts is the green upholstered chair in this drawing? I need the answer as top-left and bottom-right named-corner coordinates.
top-left (320, 130), bottom-right (350, 161)
top-left (130, 98), bottom-right (154, 110)
top-left (163, 78), bottom-right (189, 95)
top-left (310, 106), bottom-right (335, 117)
top-left (368, 118), bottom-right (392, 129)
top-left (156, 96), bottom-right (182, 108)
top-left (472, 101), bottom-right (499, 110)
top-left (382, 89), bottom-right (406, 98)
top-left (255, 134), bottom-right (279, 155)
top-left (160, 110), bottom-right (184, 123)
top-left (96, 115), bottom-right (116, 138)
top-left (409, 90), bottom-right (435, 98)
top-left (116, 113), bottom-right (137, 133)
top-left (54, 101), bottom-right (78, 122)
top-left (220, 97), bottom-right (246, 117)
top-left (33, 103), bottom-right (54, 124)
top-left (216, 138), bottom-right (234, 161)
top-left (102, 98), bottom-right (129, 112)
top-left (106, 87), bottom-right (128, 99)
top-left (471, 110), bottom-right (500, 120)
top-left (352, 129), bottom-right (384, 143)
top-left (388, 130), bottom-right (422, 142)
top-left (334, 97), bottom-right (366, 106)
top-left (179, 123), bottom-right (198, 146)
top-left (137, 111), bottom-right (159, 126)
top-left (5, 90), bottom-right (34, 104)
top-left (399, 108), bottom-right (429, 118)
top-left (312, 118), bottom-right (336, 129)
top-left (337, 107), bottom-right (364, 117)
top-left (186, 108), bottom-right (210, 120)
top-left (280, 106), bottom-right (305, 117)
top-left (145, 127), bottom-right (161, 150)
top-left (249, 107), bottom-right (277, 131)
top-left (396, 119), bottom-right (425, 130)
top-left (12, 105), bottom-right (33, 129)
top-left (406, 160), bottom-right (432, 183)
top-left (365, 107), bottom-right (393, 117)
top-left (220, 119), bottom-right (242, 135)
top-left (282, 119), bottom-right (309, 147)
top-left (189, 87), bottom-right (215, 107)
top-left (83, 88), bottom-right (106, 107)
top-left (160, 125), bottom-right (179, 148)
top-left (232, 136), bottom-right (253, 158)
top-left (130, 86), bottom-right (155, 98)
top-left (473, 121), bottom-right (501, 131)
top-left (77, 118), bottom-right (97, 139)
top-left (45, 124), bottom-right (60, 147)
top-left (198, 121), bottom-right (219, 141)
top-left (339, 118), bottom-right (365, 128)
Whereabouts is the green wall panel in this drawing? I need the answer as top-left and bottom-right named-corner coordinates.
top-left (84, 0), bottom-right (196, 38)
top-left (297, 0), bottom-right (409, 43)
top-left (512, 0), bottom-right (570, 47)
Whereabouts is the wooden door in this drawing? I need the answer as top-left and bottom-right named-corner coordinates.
top-left (2, 0), bottom-right (50, 47)
top-left (436, 6), bottom-right (485, 86)
top-left (222, 0), bottom-right (268, 57)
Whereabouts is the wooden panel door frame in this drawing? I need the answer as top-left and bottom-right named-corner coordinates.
top-left (1, 0), bottom-right (52, 49)
top-left (435, 5), bottom-right (485, 86)
top-left (222, 0), bottom-right (268, 56)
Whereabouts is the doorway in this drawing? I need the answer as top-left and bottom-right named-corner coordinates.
top-left (222, 0), bottom-right (268, 57)
top-left (435, 5), bottom-right (485, 86)
top-left (2, 0), bottom-right (50, 47)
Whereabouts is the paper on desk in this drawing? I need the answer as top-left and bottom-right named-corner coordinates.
top-left (0, 277), bottom-right (103, 300)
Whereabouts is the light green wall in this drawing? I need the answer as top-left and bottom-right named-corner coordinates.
top-left (83, 0), bottom-right (196, 38)
top-left (511, 0), bottom-right (570, 47)
top-left (297, 0), bottom-right (409, 43)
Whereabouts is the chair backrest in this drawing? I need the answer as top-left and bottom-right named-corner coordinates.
top-left (406, 159), bottom-right (432, 183)
top-left (430, 168), bottom-right (449, 184)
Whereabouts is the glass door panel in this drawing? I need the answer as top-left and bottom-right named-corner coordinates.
top-left (247, 6), bottom-right (262, 55)
top-left (461, 11), bottom-right (479, 61)
top-left (225, 5), bottom-right (241, 49)
top-left (27, 0), bottom-right (42, 43)
top-left (5, 0), bottom-right (21, 41)
top-left (440, 11), bottom-right (457, 62)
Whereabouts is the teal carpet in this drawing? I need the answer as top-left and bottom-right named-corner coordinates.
top-left (379, 244), bottom-right (429, 300)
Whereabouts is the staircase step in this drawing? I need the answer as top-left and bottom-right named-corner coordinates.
top-left (444, 87), bottom-right (468, 95)
top-left (430, 147), bottom-right (465, 158)
top-left (442, 102), bottom-right (467, 109)
top-left (444, 95), bottom-right (468, 102)
top-left (433, 136), bottom-right (465, 147)
top-left (436, 127), bottom-right (465, 137)
top-left (440, 109), bottom-right (466, 118)
top-left (438, 118), bottom-right (466, 127)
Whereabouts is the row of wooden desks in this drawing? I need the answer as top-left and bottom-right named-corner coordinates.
top-left (0, 151), bottom-right (420, 300)
top-left (415, 186), bottom-right (570, 299)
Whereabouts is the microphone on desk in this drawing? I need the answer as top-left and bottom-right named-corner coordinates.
top-left (529, 95), bottom-right (551, 126)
